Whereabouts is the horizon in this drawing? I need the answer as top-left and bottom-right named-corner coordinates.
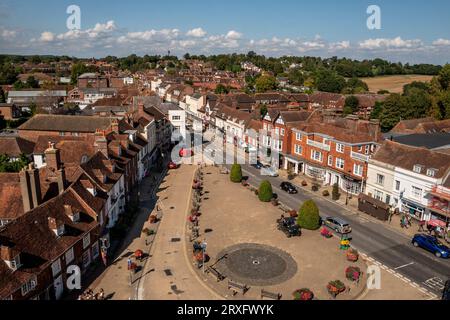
top-left (0, 0), bottom-right (450, 65)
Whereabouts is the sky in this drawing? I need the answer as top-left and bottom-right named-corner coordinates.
top-left (0, 0), bottom-right (450, 64)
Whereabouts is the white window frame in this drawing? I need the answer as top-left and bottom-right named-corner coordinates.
top-left (376, 174), bottom-right (385, 186)
top-left (294, 144), bottom-right (302, 155)
top-left (336, 143), bottom-right (345, 153)
top-left (335, 158), bottom-right (345, 170)
top-left (413, 165), bottom-right (422, 174)
top-left (353, 164), bottom-right (363, 177)
top-left (365, 145), bottom-right (370, 155)
top-left (280, 128), bottom-right (285, 136)
top-left (296, 132), bottom-right (302, 141)
top-left (51, 259), bottom-right (62, 277)
top-left (65, 247), bottom-right (74, 264)
top-left (411, 186), bottom-right (423, 200)
top-left (374, 190), bottom-right (384, 201)
top-left (395, 180), bottom-right (401, 191)
top-left (328, 155), bottom-right (333, 166)
top-left (21, 276), bottom-right (37, 296)
top-left (426, 169), bottom-right (436, 177)
top-left (82, 233), bottom-right (91, 249)
top-left (311, 150), bottom-right (323, 162)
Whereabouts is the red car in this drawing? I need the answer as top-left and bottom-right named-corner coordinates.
top-left (168, 162), bottom-right (179, 169)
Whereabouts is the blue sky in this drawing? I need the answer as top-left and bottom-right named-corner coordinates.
top-left (1, 0), bottom-right (450, 64)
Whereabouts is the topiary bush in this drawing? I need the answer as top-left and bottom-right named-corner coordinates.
top-left (322, 190), bottom-right (330, 197)
top-left (230, 164), bottom-right (243, 183)
top-left (332, 183), bottom-right (340, 200)
top-left (258, 180), bottom-right (273, 202)
top-left (297, 200), bottom-right (321, 230)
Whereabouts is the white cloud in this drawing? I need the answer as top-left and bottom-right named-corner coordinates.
top-left (359, 37), bottom-right (423, 50)
top-left (39, 31), bottom-right (55, 42)
top-left (0, 29), bottom-right (17, 39)
top-left (433, 38), bottom-right (450, 46)
top-left (329, 41), bottom-right (350, 51)
top-left (186, 27), bottom-right (207, 38)
top-left (226, 30), bottom-right (242, 40)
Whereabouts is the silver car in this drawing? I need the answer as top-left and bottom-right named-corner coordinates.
top-left (323, 217), bottom-right (352, 234)
top-left (261, 165), bottom-right (279, 177)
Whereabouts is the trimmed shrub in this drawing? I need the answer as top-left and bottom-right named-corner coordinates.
top-left (258, 180), bottom-right (273, 202)
top-left (322, 190), bottom-right (330, 197)
top-left (297, 200), bottom-right (321, 230)
top-left (230, 164), bottom-right (243, 183)
top-left (332, 183), bottom-right (340, 200)
top-left (301, 180), bottom-right (308, 187)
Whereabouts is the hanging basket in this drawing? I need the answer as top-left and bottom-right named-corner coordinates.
top-left (293, 288), bottom-right (314, 301)
top-left (327, 280), bottom-right (346, 297)
top-left (345, 266), bottom-right (361, 282)
top-left (346, 248), bottom-right (359, 262)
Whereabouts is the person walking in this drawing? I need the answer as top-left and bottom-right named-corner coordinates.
top-left (418, 220), bottom-right (426, 232)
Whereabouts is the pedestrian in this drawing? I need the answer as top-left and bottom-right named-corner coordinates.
top-left (127, 258), bottom-right (132, 270)
top-left (98, 288), bottom-right (105, 300)
top-left (418, 220), bottom-right (426, 232)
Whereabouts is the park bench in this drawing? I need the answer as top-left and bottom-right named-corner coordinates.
top-left (227, 280), bottom-right (249, 296)
top-left (206, 266), bottom-right (225, 282)
top-left (260, 289), bottom-right (282, 300)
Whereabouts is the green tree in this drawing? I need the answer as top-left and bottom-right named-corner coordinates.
top-left (26, 76), bottom-right (39, 88)
top-left (370, 101), bottom-right (384, 120)
top-left (297, 200), bottom-right (321, 230)
top-left (379, 94), bottom-right (407, 132)
top-left (258, 180), bottom-right (273, 202)
top-left (404, 87), bottom-right (432, 119)
top-left (343, 95), bottom-right (360, 115)
top-left (260, 104), bottom-right (268, 118)
top-left (230, 164), bottom-right (243, 183)
top-left (0, 153), bottom-right (30, 173)
top-left (315, 69), bottom-right (346, 93)
top-left (345, 78), bottom-right (368, 94)
top-left (215, 84), bottom-right (229, 94)
top-left (332, 183), bottom-right (340, 201)
top-left (255, 75), bottom-right (277, 93)
top-left (0, 87), bottom-right (5, 103)
top-left (288, 68), bottom-right (305, 86)
top-left (438, 64), bottom-right (450, 90)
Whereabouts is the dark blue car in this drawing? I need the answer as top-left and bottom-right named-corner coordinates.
top-left (412, 234), bottom-right (450, 258)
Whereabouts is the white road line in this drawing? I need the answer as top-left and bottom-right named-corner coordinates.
top-left (394, 262), bottom-right (414, 270)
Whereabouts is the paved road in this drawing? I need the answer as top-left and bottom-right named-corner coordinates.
top-left (231, 163), bottom-right (450, 296)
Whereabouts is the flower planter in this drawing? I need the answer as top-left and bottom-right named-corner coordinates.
top-left (288, 210), bottom-right (298, 218)
top-left (346, 249), bottom-right (359, 262)
top-left (327, 280), bottom-right (346, 298)
top-left (301, 181), bottom-right (308, 187)
top-left (320, 227), bottom-right (333, 238)
top-left (345, 266), bottom-right (361, 282)
top-left (149, 215), bottom-right (158, 224)
top-left (293, 288), bottom-right (314, 301)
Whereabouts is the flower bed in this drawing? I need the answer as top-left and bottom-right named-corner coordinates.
top-left (345, 266), bottom-right (361, 282)
top-left (293, 288), bottom-right (314, 301)
top-left (327, 280), bottom-right (346, 298)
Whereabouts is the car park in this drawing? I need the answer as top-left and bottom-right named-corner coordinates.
top-left (323, 217), bottom-right (352, 234)
top-left (280, 182), bottom-right (298, 194)
top-left (412, 234), bottom-right (450, 258)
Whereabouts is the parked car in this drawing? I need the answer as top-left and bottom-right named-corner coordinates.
top-left (251, 161), bottom-right (263, 170)
top-left (277, 217), bottom-right (301, 238)
top-left (412, 234), bottom-right (450, 258)
top-left (280, 182), bottom-right (298, 194)
top-left (323, 217), bottom-right (352, 234)
top-left (168, 162), bottom-right (179, 169)
top-left (261, 165), bottom-right (279, 177)
top-left (443, 280), bottom-right (450, 300)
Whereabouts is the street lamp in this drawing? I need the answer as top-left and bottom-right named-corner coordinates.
top-left (345, 171), bottom-right (352, 206)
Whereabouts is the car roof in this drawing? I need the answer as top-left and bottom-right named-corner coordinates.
top-left (328, 217), bottom-right (349, 225)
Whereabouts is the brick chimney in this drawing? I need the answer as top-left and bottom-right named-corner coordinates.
top-left (45, 142), bottom-right (61, 171)
top-left (94, 129), bottom-right (109, 158)
top-left (111, 119), bottom-right (119, 133)
top-left (19, 163), bottom-right (42, 213)
top-left (57, 168), bottom-right (66, 195)
top-left (369, 119), bottom-right (381, 142)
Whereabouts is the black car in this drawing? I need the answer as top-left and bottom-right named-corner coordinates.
top-left (277, 217), bottom-right (301, 238)
top-left (443, 280), bottom-right (450, 300)
top-left (280, 182), bottom-right (298, 194)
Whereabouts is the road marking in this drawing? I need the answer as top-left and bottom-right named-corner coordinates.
top-left (423, 277), bottom-right (445, 291)
top-left (394, 262), bottom-right (414, 270)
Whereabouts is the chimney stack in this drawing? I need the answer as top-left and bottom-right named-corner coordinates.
top-left (45, 142), bottom-right (61, 171)
top-left (57, 169), bottom-right (66, 195)
top-left (19, 164), bottom-right (42, 213)
top-left (94, 129), bottom-right (109, 158)
top-left (369, 119), bottom-right (381, 142)
top-left (111, 119), bottom-right (119, 133)
top-left (138, 103), bottom-right (145, 114)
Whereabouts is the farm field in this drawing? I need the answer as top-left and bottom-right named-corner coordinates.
top-left (360, 75), bottom-right (434, 94)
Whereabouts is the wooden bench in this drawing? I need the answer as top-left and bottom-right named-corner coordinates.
top-left (260, 289), bottom-right (282, 300)
top-left (206, 266), bottom-right (225, 282)
top-left (228, 280), bottom-right (249, 296)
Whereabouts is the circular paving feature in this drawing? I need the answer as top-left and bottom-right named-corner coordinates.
top-left (216, 243), bottom-right (298, 286)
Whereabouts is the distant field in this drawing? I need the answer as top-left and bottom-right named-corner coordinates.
top-left (360, 75), bottom-right (434, 94)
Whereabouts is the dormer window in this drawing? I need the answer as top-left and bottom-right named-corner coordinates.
top-left (413, 165), bottom-right (423, 174)
top-left (56, 224), bottom-right (65, 237)
top-left (426, 169), bottom-right (437, 177)
top-left (9, 255), bottom-right (21, 271)
top-left (87, 187), bottom-right (97, 197)
top-left (72, 212), bottom-right (80, 223)
top-left (48, 217), bottom-right (64, 237)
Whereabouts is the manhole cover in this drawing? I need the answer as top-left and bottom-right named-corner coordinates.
top-left (216, 243), bottom-right (297, 286)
